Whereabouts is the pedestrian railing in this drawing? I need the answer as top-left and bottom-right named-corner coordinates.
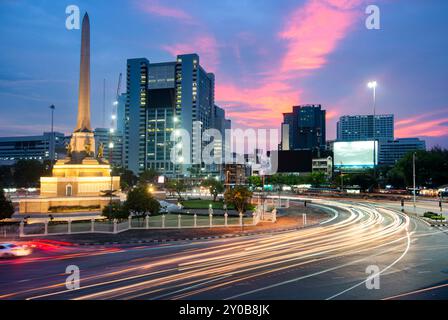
top-left (18, 209), bottom-right (270, 237)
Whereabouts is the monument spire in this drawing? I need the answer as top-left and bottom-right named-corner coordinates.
top-left (75, 12), bottom-right (91, 132)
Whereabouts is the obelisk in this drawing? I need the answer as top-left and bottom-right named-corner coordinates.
top-left (75, 12), bottom-right (91, 132)
top-left (70, 12), bottom-right (95, 161)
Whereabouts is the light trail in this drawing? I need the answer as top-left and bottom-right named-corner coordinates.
top-left (1, 199), bottom-right (414, 300)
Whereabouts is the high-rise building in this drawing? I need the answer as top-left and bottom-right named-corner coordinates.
top-left (122, 54), bottom-right (228, 176)
top-left (124, 58), bottom-right (149, 173)
top-left (280, 104), bottom-right (326, 154)
top-left (212, 105), bottom-right (231, 166)
top-left (379, 138), bottom-right (426, 166)
top-left (0, 132), bottom-right (66, 165)
top-left (116, 93), bottom-right (127, 134)
top-left (337, 114), bottom-right (394, 142)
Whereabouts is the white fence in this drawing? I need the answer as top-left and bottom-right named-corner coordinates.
top-left (18, 208), bottom-right (273, 237)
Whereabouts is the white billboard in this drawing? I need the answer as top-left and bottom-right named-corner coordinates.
top-left (334, 141), bottom-right (378, 169)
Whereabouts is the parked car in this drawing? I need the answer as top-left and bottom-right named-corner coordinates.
top-left (0, 243), bottom-right (32, 258)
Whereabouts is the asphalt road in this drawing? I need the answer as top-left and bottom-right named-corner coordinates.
top-left (1, 198), bottom-right (447, 300)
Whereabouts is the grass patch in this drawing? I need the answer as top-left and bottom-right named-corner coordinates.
top-left (181, 199), bottom-right (232, 210)
top-left (423, 212), bottom-right (446, 221)
top-left (181, 199), bottom-right (256, 211)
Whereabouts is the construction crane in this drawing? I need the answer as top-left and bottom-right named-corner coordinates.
top-left (106, 73), bottom-right (122, 212)
top-left (108, 73), bottom-right (122, 167)
top-left (110, 72), bottom-right (122, 131)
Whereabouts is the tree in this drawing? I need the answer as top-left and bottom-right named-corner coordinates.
top-left (307, 172), bottom-right (326, 187)
top-left (201, 178), bottom-right (225, 202)
top-left (0, 166), bottom-right (14, 187)
top-left (224, 186), bottom-right (253, 214)
top-left (166, 179), bottom-right (186, 200)
top-left (123, 186), bottom-right (160, 217)
top-left (139, 168), bottom-right (159, 185)
top-left (247, 176), bottom-right (262, 189)
top-left (112, 167), bottom-right (138, 191)
top-left (0, 188), bottom-right (14, 220)
top-left (348, 173), bottom-right (377, 192)
top-left (392, 148), bottom-right (448, 188)
top-left (13, 160), bottom-right (45, 187)
top-left (102, 202), bottom-right (128, 220)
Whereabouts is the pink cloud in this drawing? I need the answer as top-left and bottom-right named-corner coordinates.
top-left (396, 115), bottom-right (448, 138)
top-left (279, 0), bottom-right (363, 73)
top-left (216, 0), bottom-right (363, 129)
top-left (137, 0), bottom-right (194, 23)
top-left (161, 35), bottom-right (220, 71)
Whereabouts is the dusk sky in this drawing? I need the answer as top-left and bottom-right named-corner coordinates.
top-left (0, 0), bottom-right (447, 148)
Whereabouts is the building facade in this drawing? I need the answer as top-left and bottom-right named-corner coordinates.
top-left (122, 54), bottom-right (229, 176)
top-left (312, 156), bottom-right (333, 178)
top-left (0, 132), bottom-right (66, 165)
top-left (337, 114), bottom-right (394, 142)
top-left (379, 138), bottom-right (426, 166)
top-left (280, 104), bottom-right (326, 155)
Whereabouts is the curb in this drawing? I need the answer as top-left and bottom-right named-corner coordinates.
top-left (407, 213), bottom-right (447, 228)
top-left (71, 222), bottom-right (321, 246)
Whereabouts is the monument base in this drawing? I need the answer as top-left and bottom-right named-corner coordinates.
top-left (19, 196), bottom-right (120, 214)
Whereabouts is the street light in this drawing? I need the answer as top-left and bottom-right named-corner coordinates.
top-left (367, 81), bottom-right (378, 182)
top-left (413, 152), bottom-right (417, 212)
top-left (49, 105), bottom-right (55, 164)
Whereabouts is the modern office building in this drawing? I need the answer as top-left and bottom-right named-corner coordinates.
top-left (94, 128), bottom-right (124, 167)
top-left (280, 104), bottom-right (326, 155)
top-left (337, 114), bottom-right (394, 142)
top-left (336, 114), bottom-right (425, 166)
top-left (211, 105), bottom-right (231, 167)
top-left (0, 132), bottom-right (66, 165)
top-left (379, 138), bottom-right (426, 166)
top-left (122, 54), bottom-right (228, 176)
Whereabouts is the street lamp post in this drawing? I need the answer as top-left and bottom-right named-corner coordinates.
top-left (413, 152), bottom-right (417, 212)
top-left (49, 105), bottom-right (55, 164)
top-left (367, 81), bottom-right (377, 183)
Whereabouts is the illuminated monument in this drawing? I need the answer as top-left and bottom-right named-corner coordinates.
top-left (20, 13), bottom-right (120, 214)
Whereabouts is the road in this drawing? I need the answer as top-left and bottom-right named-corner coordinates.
top-left (0, 198), bottom-right (447, 300)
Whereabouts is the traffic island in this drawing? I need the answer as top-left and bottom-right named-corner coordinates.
top-left (26, 206), bottom-right (329, 246)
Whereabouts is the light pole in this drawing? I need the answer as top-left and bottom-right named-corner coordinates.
top-left (413, 152), bottom-right (417, 212)
top-left (367, 81), bottom-right (377, 181)
top-left (109, 140), bottom-right (114, 218)
top-left (49, 105), bottom-right (55, 164)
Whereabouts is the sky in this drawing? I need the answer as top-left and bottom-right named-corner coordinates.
top-left (0, 0), bottom-right (447, 148)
